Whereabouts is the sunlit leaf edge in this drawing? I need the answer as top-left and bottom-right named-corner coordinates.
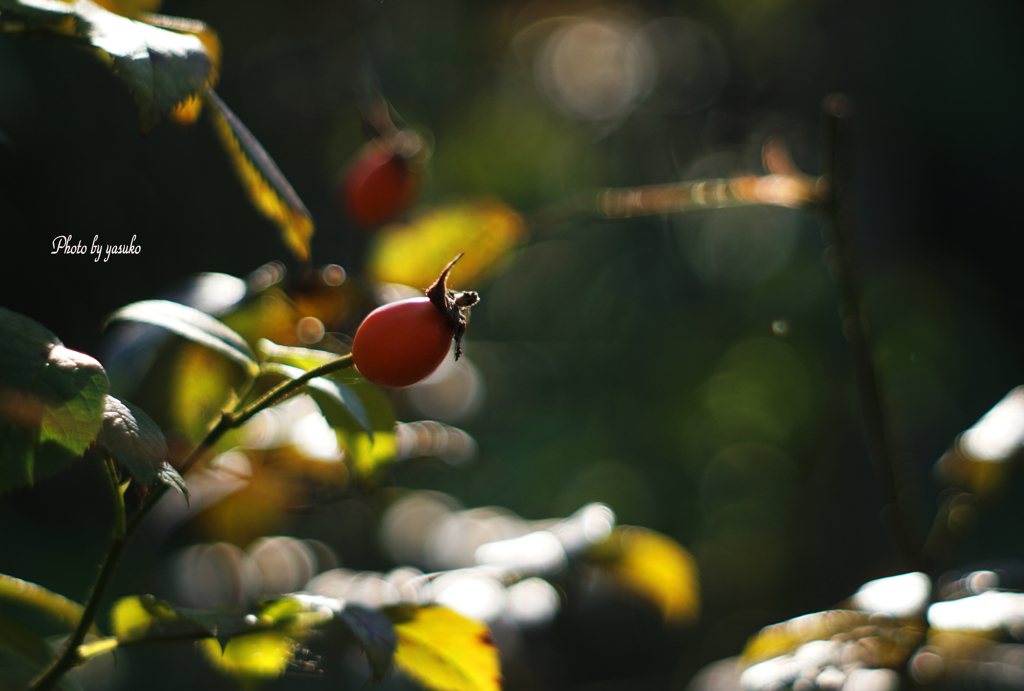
top-left (105, 299), bottom-right (258, 377)
top-left (205, 88), bottom-right (314, 263)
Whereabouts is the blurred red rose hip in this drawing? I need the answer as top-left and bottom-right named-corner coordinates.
top-left (338, 140), bottom-right (419, 228)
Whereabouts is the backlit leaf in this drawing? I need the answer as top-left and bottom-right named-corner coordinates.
top-left (589, 526), bottom-right (700, 626)
top-left (199, 630), bottom-right (296, 681)
top-left (138, 13), bottom-right (222, 125)
top-left (0, 573), bottom-right (101, 636)
top-left (257, 339), bottom-right (353, 376)
top-left (741, 610), bottom-right (870, 665)
top-left (195, 597), bottom-right (325, 684)
top-left (110, 595), bottom-right (177, 640)
top-left (385, 605), bottom-right (501, 691)
top-left (205, 89), bottom-right (315, 263)
top-left (336, 381), bottom-right (398, 481)
top-left (0, 306), bottom-right (108, 494)
top-left (739, 612), bottom-right (924, 691)
top-left (340, 605), bottom-right (397, 681)
top-left (105, 299), bottom-right (258, 378)
top-left (79, 1), bottom-right (211, 131)
top-left (96, 395), bottom-right (167, 485)
top-left (368, 198), bottom-right (525, 289)
top-left (0, 0), bottom-right (215, 131)
top-left (260, 362), bottom-right (372, 437)
top-left (167, 341), bottom-right (240, 443)
top-left (111, 595), bottom-right (248, 643)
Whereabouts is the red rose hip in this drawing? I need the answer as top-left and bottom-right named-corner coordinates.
top-left (351, 297), bottom-right (453, 388)
top-left (339, 141), bottom-right (419, 228)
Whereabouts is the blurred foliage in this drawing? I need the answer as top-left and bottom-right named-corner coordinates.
top-left (2, 0), bottom-right (1024, 689)
top-left (589, 526), bottom-right (700, 626)
top-left (367, 199), bottom-right (526, 291)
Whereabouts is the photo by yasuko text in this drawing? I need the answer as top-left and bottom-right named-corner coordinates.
top-left (51, 234), bottom-right (142, 262)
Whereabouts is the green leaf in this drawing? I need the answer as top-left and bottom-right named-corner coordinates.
top-left (141, 14), bottom-right (222, 126)
top-left (336, 381), bottom-right (398, 482)
top-left (110, 595), bottom-right (248, 645)
top-left (105, 300), bottom-right (258, 378)
top-left (157, 462), bottom-right (189, 502)
top-left (75, 1), bottom-right (210, 131)
top-left (96, 395), bottom-right (167, 485)
top-left (260, 337), bottom-right (395, 480)
top-left (384, 605), bottom-right (501, 691)
top-left (205, 89), bottom-right (315, 263)
top-left (0, 306), bottom-right (109, 494)
top-left (0, 612), bottom-right (83, 691)
top-left (0, 0), bottom-right (214, 131)
top-left (0, 573), bottom-right (101, 637)
top-left (257, 339), bottom-right (359, 380)
top-left (260, 362), bottom-right (372, 437)
top-left (94, 394), bottom-right (187, 500)
top-left (340, 605), bottom-right (397, 682)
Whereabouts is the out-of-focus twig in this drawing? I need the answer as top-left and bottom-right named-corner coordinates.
top-left (818, 94), bottom-right (923, 570)
top-left (529, 156), bottom-right (825, 231)
top-left (590, 173), bottom-right (825, 218)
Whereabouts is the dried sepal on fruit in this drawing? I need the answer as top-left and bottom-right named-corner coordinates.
top-left (425, 253), bottom-right (478, 361)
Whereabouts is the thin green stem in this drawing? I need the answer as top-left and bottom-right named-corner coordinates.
top-left (102, 452), bottom-right (126, 540)
top-left (233, 354), bottom-right (354, 428)
top-left (27, 355), bottom-right (355, 691)
top-left (28, 455), bottom-right (130, 691)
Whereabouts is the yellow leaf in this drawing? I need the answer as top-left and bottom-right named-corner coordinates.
top-left (368, 199), bottom-right (526, 290)
top-left (347, 426), bottom-right (398, 481)
top-left (198, 631), bottom-right (296, 681)
top-left (385, 605), bottom-right (501, 691)
top-left (206, 89), bottom-right (315, 262)
top-left (135, 14), bottom-right (222, 125)
top-left (591, 526), bottom-right (700, 626)
top-left (110, 595), bottom-right (181, 641)
top-left (110, 596), bottom-right (154, 639)
top-left (741, 610), bottom-right (869, 665)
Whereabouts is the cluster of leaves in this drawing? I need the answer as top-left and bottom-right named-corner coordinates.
top-left (708, 565), bottom-right (1024, 691)
top-left (0, 0), bottom-right (313, 261)
top-left (108, 593), bottom-right (500, 689)
top-left (0, 250), bottom-right (700, 689)
top-left (0, 305), bottom-right (182, 496)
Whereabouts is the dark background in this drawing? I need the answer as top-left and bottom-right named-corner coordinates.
top-left (2, 0), bottom-right (1024, 689)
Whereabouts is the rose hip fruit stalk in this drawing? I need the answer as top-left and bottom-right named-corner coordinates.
top-left (352, 255), bottom-right (479, 388)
